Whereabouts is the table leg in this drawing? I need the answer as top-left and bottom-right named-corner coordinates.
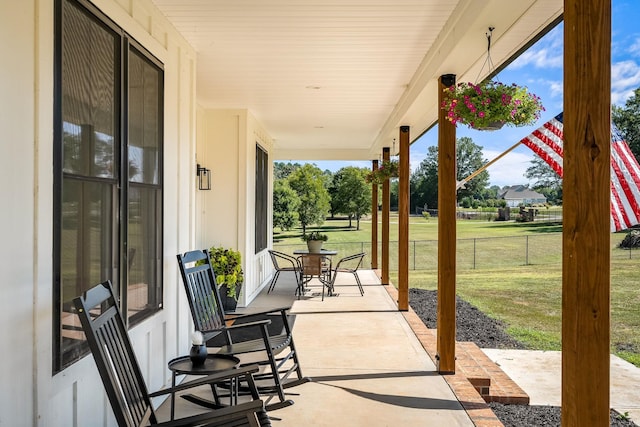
top-left (170, 372), bottom-right (176, 420)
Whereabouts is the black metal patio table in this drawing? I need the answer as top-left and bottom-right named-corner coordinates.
top-left (293, 249), bottom-right (338, 298)
top-left (167, 354), bottom-right (240, 419)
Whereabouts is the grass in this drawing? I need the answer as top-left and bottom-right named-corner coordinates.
top-left (274, 214), bottom-right (640, 366)
top-left (398, 258), bottom-right (640, 364)
top-left (274, 213), bottom-right (564, 242)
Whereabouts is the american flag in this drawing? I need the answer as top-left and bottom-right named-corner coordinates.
top-left (519, 112), bottom-right (640, 232)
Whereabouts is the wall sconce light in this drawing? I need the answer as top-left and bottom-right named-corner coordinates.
top-left (197, 163), bottom-right (211, 190)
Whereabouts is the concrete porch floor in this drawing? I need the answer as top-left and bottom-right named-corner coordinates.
top-left (157, 269), bottom-right (478, 426)
top-left (260, 270), bottom-right (475, 426)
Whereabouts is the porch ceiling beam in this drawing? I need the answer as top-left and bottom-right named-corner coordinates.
top-left (272, 148), bottom-right (372, 161)
top-left (370, 0), bottom-right (563, 158)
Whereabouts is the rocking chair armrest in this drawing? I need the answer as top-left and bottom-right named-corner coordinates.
top-left (223, 318), bottom-right (272, 332)
top-left (153, 399), bottom-right (265, 427)
top-left (228, 306), bottom-right (291, 320)
top-left (149, 364), bottom-right (260, 398)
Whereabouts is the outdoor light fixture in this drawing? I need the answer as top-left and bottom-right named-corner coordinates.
top-left (197, 163), bottom-right (211, 190)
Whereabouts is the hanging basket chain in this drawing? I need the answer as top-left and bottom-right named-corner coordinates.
top-left (475, 26), bottom-right (496, 84)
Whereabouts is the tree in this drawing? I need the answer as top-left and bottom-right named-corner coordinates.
top-left (410, 146), bottom-right (439, 212)
top-left (274, 162), bottom-right (302, 180)
top-left (390, 180), bottom-right (399, 211)
top-left (525, 155), bottom-right (562, 205)
top-left (330, 167), bottom-right (371, 230)
top-left (612, 87), bottom-right (640, 160)
top-left (410, 137), bottom-right (490, 210)
top-left (287, 164), bottom-right (330, 235)
top-left (456, 137), bottom-right (490, 201)
top-left (273, 180), bottom-right (299, 231)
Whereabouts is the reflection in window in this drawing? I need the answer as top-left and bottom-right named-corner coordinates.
top-left (127, 186), bottom-right (162, 321)
top-left (54, 0), bottom-right (163, 372)
top-left (129, 49), bottom-right (160, 185)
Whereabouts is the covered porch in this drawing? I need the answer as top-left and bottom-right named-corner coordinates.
top-left (1, 0), bottom-right (618, 425)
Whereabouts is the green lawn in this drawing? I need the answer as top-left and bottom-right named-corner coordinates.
top-left (274, 214), bottom-right (640, 366)
top-left (274, 213), bottom-right (564, 242)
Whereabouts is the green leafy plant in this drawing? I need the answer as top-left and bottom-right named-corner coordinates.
top-left (616, 411), bottom-right (631, 421)
top-left (364, 160), bottom-right (399, 185)
top-left (441, 80), bottom-right (544, 130)
top-left (208, 246), bottom-right (244, 299)
top-left (301, 231), bottom-right (328, 242)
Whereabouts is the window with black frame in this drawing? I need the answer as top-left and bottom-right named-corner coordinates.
top-left (53, 0), bottom-right (164, 372)
top-left (255, 145), bottom-right (268, 253)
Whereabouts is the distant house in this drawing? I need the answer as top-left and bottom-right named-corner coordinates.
top-left (499, 185), bottom-right (547, 207)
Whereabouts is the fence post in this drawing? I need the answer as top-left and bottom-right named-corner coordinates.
top-left (413, 240), bottom-right (416, 270)
top-left (473, 238), bottom-right (476, 270)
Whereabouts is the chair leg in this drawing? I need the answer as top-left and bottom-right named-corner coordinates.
top-left (267, 270), bottom-right (281, 293)
top-left (318, 271), bottom-right (333, 301)
top-left (294, 271), bottom-right (305, 298)
top-left (353, 271), bottom-right (364, 296)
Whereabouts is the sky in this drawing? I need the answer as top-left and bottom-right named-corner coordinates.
top-left (306, 1), bottom-right (640, 188)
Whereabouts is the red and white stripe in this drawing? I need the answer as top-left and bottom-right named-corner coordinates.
top-left (519, 112), bottom-right (640, 231)
top-left (610, 127), bottom-right (640, 231)
top-left (520, 113), bottom-right (565, 178)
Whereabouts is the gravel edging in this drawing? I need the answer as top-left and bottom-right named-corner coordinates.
top-left (408, 288), bottom-right (638, 427)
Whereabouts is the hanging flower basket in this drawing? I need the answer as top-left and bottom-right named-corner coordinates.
top-left (441, 80), bottom-right (544, 130)
top-left (365, 160), bottom-right (399, 185)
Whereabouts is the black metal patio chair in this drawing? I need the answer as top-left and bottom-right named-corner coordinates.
top-left (324, 252), bottom-right (366, 298)
top-left (177, 249), bottom-right (310, 411)
top-left (73, 280), bottom-right (271, 427)
top-left (266, 250), bottom-right (303, 296)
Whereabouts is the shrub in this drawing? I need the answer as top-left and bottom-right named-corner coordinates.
top-left (208, 246), bottom-right (243, 299)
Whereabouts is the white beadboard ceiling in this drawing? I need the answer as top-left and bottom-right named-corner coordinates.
top-left (151, 0), bottom-right (562, 160)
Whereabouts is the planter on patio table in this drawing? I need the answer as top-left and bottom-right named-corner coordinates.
top-left (306, 240), bottom-right (323, 253)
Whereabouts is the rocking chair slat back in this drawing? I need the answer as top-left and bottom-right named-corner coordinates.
top-left (73, 281), bottom-right (156, 427)
top-left (177, 250), bottom-right (226, 334)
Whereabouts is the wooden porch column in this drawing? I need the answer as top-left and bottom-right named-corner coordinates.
top-left (371, 160), bottom-right (379, 269)
top-left (398, 126), bottom-right (410, 311)
top-left (381, 147), bottom-right (390, 285)
top-left (437, 74), bottom-right (457, 374)
top-left (562, 1), bottom-right (611, 425)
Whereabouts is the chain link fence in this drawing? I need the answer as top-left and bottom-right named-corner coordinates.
top-left (274, 232), bottom-right (638, 271)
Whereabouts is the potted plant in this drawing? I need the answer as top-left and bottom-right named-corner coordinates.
top-left (364, 159), bottom-right (399, 185)
top-left (441, 80), bottom-right (544, 130)
top-left (208, 246), bottom-right (244, 311)
top-left (301, 231), bottom-right (328, 253)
